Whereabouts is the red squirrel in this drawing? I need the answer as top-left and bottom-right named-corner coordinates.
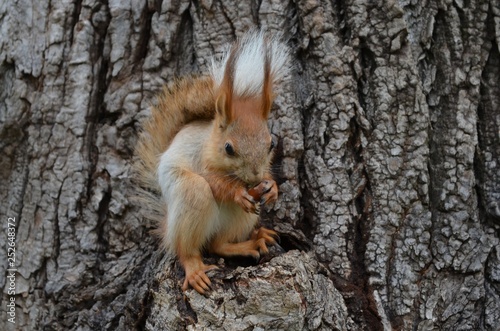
top-left (135, 30), bottom-right (290, 293)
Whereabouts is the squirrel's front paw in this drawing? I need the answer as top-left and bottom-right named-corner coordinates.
top-left (248, 179), bottom-right (278, 205)
top-left (235, 187), bottom-right (259, 214)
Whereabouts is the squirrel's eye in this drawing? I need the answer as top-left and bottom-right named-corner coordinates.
top-left (225, 142), bottom-right (235, 156)
top-left (269, 138), bottom-right (276, 152)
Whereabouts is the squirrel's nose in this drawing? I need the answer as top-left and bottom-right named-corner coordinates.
top-left (244, 170), bottom-right (261, 187)
top-left (252, 175), bottom-right (264, 187)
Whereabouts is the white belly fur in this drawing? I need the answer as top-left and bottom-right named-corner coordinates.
top-left (158, 121), bottom-right (258, 255)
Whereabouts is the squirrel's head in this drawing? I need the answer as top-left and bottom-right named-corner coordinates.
top-left (210, 95), bottom-right (275, 186)
top-left (206, 30), bottom-right (289, 186)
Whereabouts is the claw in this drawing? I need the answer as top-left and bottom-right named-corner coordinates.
top-left (273, 232), bottom-right (281, 244)
top-left (261, 180), bottom-right (273, 194)
top-left (254, 203), bottom-right (261, 215)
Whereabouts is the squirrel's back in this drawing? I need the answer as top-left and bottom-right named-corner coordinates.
top-left (134, 76), bottom-right (216, 223)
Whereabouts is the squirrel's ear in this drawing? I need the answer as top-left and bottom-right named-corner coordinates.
top-left (215, 89), bottom-right (233, 126)
top-left (262, 48), bottom-right (274, 119)
top-left (216, 45), bottom-right (237, 126)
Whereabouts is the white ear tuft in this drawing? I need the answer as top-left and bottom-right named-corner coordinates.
top-left (210, 30), bottom-right (290, 98)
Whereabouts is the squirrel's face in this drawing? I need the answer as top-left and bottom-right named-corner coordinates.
top-left (211, 97), bottom-right (275, 186)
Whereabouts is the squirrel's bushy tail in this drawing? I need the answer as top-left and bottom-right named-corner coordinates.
top-left (133, 76), bottom-right (216, 223)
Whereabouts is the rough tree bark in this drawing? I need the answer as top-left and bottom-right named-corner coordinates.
top-left (1, 0), bottom-right (499, 330)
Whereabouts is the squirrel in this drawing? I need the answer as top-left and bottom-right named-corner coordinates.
top-left (134, 30), bottom-right (290, 294)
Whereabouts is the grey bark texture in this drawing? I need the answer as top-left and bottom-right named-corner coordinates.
top-left (1, 0), bottom-right (499, 330)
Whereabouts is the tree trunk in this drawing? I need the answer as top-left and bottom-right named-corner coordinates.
top-left (1, 0), bottom-right (499, 330)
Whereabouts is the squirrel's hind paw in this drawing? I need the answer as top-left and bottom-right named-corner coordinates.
top-left (182, 264), bottom-right (218, 294)
top-left (251, 227), bottom-right (279, 245)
